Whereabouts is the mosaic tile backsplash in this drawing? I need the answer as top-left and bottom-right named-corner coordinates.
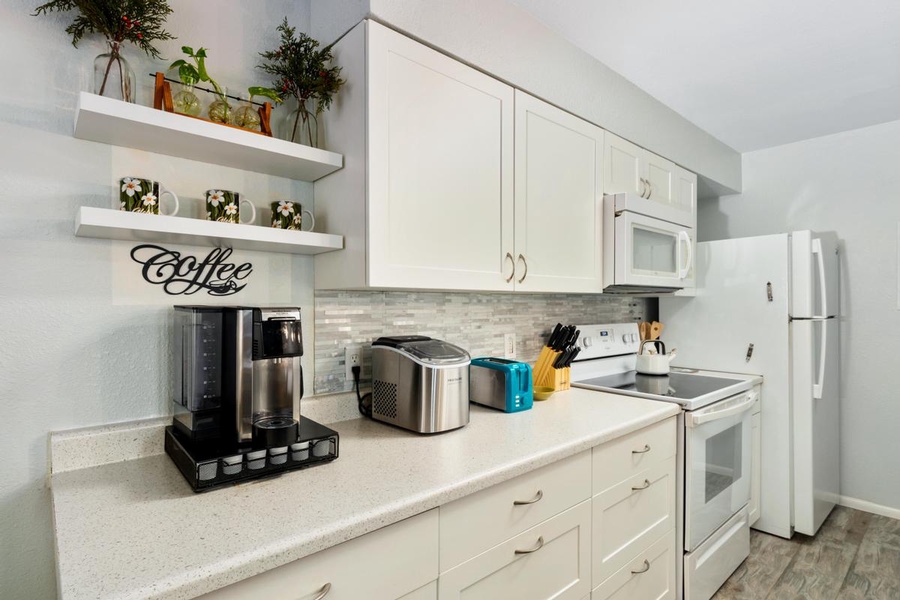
top-left (314, 291), bottom-right (650, 394)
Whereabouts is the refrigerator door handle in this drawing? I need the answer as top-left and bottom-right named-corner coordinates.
top-left (813, 319), bottom-right (827, 400)
top-left (812, 238), bottom-right (828, 318)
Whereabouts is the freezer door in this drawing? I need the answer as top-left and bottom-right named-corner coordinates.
top-left (791, 317), bottom-right (840, 535)
top-left (791, 231), bottom-right (840, 318)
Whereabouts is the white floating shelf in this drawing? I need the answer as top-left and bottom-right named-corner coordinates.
top-left (74, 92), bottom-right (343, 181)
top-left (75, 207), bottom-right (344, 255)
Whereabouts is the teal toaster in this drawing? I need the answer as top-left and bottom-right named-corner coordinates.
top-left (469, 357), bottom-right (533, 413)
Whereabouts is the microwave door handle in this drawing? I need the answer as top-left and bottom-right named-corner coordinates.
top-left (813, 320), bottom-right (827, 400)
top-left (687, 391), bottom-right (758, 428)
top-left (812, 238), bottom-right (828, 318)
top-left (677, 230), bottom-right (692, 279)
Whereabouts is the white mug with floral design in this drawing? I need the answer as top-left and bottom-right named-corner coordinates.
top-left (205, 190), bottom-right (257, 225)
top-left (271, 200), bottom-right (315, 232)
top-left (119, 177), bottom-right (180, 216)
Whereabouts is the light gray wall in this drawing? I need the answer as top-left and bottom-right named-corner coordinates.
top-left (0, 1), bottom-right (311, 596)
top-left (700, 119), bottom-right (900, 512)
top-left (311, 0), bottom-right (742, 194)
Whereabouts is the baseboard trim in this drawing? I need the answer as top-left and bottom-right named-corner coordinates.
top-left (838, 495), bottom-right (900, 520)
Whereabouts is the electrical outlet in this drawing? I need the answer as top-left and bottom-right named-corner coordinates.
top-left (504, 333), bottom-right (516, 359)
top-left (345, 345), bottom-right (362, 382)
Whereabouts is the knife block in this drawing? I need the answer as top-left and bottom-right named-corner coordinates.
top-left (532, 363), bottom-right (570, 392)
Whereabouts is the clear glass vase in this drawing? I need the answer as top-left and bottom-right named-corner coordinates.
top-left (208, 87), bottom-right (233, 124)
top-left (283, 100), bottom-right (319, 147)
top-left (93, 42), bottom-right (135, 103)
top-left (229, 92), bottom-right (261, 132)
top-left (172, 84), bottom-right (201, 116)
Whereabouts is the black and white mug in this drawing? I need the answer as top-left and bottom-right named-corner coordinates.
top-left (206, 190), bottom-right (257, 224)
top-left (119, 177), bottom-right (180, 215)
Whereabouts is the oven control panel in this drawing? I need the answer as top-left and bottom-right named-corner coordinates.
top-left (574, 323), bottom-right (641, 360)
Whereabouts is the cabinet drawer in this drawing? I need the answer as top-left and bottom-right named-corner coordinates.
top-left (399, 581), bottom-right (437, 600)
top-left (439, 500), bottom-right (592, 600)
top-left (440, 450), bottom-right (591, 571)
top-left (592, 532), bottom-right (676, 600)
top-left (592, 457), bottom-right (676, 585)
top-left (593, 417), bottom-right (676, 494)
top-left (200, 510), bottom-right (438, 600)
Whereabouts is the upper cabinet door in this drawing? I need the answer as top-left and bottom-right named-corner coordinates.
top-left (513, 92), bottom-right (604, 293)
top-left (673, 165), bottom-right (697, 224)
top-left (603, 132), bottom-right (643, 196)
top-left (367, 22), bottom-right (515, 290)
top-left (643, 152), bottom-right (676, 206)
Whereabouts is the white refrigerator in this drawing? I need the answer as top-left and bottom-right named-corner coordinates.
top-left (660, 230), bottom-right (840, 538)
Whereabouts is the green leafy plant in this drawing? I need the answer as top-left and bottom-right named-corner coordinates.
top-left (34, 0), bottom-right (175, 100)
top-left (258, 17), bottom-right (344, 146)
top-left (248, 86), bottom-right (282, 106)
top-left (168, 46), bottom-right (222, 95)
top-left (33, 0), bottom-right (174, 57)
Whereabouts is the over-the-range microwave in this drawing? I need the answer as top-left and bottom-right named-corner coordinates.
top-left (602, 191), bottom-right (696, 293)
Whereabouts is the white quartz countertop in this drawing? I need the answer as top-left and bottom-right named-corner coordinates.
top-left (51, 388), bottom-right (680, 600)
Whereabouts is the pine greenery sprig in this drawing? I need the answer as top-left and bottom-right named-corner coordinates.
top-left (33, 0), bottom-right (175, 58)
top-left (257, 17), bottom-right (344, 115)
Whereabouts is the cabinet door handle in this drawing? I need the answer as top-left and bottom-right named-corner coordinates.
top-left (516, 254), bottom-right (528, 283)
top-left (513, 489), bottom-right (543, 505)
top-left (631, 559), bottom-right (651, 575)
top-left (514, 535), bottom-right (544, 555)
top-left (632, 444), bottom-right (651, 454)
top-left (312, 582), bottom-right (332, 600)
top-left (639, 178), bottom-right (648, 198)
top-left (504, 252), bottom-right (515, 283)
top-left (646, 180), bottom-right (653, 199)
top-left (631, 479), bottom-right (651, 492)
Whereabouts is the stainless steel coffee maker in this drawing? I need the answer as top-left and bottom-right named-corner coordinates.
top-left (167, 306), bottom-right (338, 491)
top-left (172, 306), bottom-right (303, 447)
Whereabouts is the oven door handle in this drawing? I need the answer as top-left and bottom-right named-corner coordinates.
top-left (687, 391), bottom-right (758, 428)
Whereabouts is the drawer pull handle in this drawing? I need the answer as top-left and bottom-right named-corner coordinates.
top-left (514, 536), bottom-right (544, 555)
top-left (632, 444), bottom-right (651, 454)
top-left (631, 559), bottom-right (651, 575)
top-left (312, 582), bottom-right (332, 600)
top-left (513, 489), bottom-right (544, 505)
top-left (631, 479), bottom-right (651, 492)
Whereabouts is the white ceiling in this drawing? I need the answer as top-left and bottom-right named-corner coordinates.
top-left (509, 0), bottom-right (900, 152)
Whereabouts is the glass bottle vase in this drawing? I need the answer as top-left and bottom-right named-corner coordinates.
top-left (172, 84), bottom-right (202, 116)
top-left (93, 43), bottom-right (136, 103)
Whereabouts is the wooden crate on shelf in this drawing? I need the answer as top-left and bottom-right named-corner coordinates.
top-left (152, 72), bottom-right (274, 137)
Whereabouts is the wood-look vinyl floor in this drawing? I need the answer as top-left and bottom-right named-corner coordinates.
top-left (713, 506), bottom-right (900, 600)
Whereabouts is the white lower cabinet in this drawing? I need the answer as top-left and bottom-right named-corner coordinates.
top-left (592, 457), bottom-right (676, 585)
top-left (398, 581), bottom-right (437, 600)
top-left (438, 500), bottom-right (592, 600)
top-left (199, 510), bottom-right (438, 600)
top-left (591, 533), bottom-right (676, 600)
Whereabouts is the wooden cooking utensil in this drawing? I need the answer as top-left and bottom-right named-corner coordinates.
top-left (650, 321), bottom-right (663, 340)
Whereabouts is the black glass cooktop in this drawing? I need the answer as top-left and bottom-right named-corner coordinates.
top-left (576, 371), bottom-right (744, 400)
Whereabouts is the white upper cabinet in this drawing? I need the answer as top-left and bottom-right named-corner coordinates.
top-left (315, 20), bottom-right (514, 291)
top-left (513, 92), bottom-right (604, 293)
top-left (603, 132), bottom-right (696, 229)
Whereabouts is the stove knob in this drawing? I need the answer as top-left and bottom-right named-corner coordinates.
top-left (583, 337), bottom-right (592, 348)
top-left (631, 333), bottom-right (638, 343)
top-left (622, 334), bottom-right (630, 343)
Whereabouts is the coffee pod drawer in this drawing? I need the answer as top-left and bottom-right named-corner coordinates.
top-left (592, 457), bottom-right (676, 585)
top-left (438, 500), bottom-right (592, 600)
top-left (439, 450), bottom-right (591, 571)
top-left (591, 532), bottom-right (676, 600)
top-left (199, 510), bottom-right (438, 599)
top-left (592, 416), bottom-right (676, 495)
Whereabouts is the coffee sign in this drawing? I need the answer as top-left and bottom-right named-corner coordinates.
top-left (130, 244), bottom-right (253, 296)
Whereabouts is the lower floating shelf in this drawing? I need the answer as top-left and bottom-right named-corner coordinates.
top-left (75, 207), bottom-right (343, 255)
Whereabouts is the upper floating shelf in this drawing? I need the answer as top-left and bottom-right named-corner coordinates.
top-left (73, 92), bottom-right (343, 182)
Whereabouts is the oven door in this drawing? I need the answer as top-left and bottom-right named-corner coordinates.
top-left (684, 389), bottom-right (756, 551)
top-left (614, 210), bottom-right (695, 290)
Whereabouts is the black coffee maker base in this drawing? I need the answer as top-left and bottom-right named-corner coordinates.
top-left (165, 416), bottom-right (339, 492)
